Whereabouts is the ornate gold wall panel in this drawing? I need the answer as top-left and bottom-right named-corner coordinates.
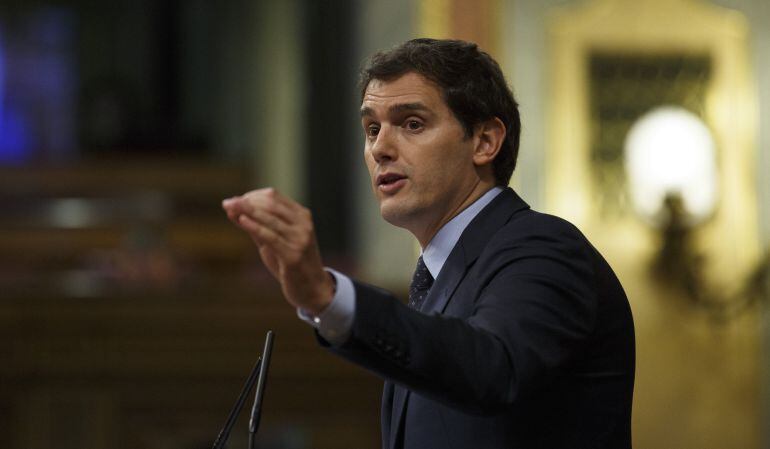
top-left (548, 1), bottom-right (762, 448)
top-left (588, 53), bottom-right (712, 218)
top-left (417, 0), bottom-right (501, 58)
top-left (548, 0), bottom-right (759, 287)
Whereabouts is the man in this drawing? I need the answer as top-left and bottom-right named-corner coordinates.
top-left (222, 38), bottom-right (635, 449)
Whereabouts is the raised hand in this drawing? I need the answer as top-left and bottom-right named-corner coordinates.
top-left (222, 188), bottom-right (334, 315)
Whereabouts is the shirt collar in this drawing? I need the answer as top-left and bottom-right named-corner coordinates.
top-left (421, 186), bottom-right (504, 278)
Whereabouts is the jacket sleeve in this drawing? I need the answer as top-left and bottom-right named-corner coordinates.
top-left (326, 217), bottom-right (599, 414)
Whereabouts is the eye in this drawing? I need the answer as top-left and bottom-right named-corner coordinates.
top-left (366, 123), bottom-right (380, 138)
top-left (405, 119), bottom-right (423, 131)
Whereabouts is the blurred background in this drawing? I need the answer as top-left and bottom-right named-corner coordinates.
top-left (0, 0), bottom-right (768, 447)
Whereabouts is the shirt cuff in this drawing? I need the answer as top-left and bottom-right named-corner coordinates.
top-left (296, 268), bottom-right (355, 345)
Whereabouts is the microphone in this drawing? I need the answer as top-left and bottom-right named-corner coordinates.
top-left (212, 330), bottom-right (274, 449)
top-left (248, 330), bottom-right (274, 449)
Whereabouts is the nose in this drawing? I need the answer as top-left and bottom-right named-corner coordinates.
top-left (369, 125), bottom-right (398, 164)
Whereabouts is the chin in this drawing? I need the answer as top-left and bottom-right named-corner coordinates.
top-left (379, 203), bottom-right (405, 227)
top-left (379, 198), bottom-right (421, 229)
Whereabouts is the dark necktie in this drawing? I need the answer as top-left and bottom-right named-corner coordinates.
top-left (408, 256), bottom-right (434, 310)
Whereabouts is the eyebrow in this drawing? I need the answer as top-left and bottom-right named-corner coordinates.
top-left (360, 102), bottom-right (431, 118)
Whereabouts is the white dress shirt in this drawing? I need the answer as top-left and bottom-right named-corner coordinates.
top-left (299, 187), bottom-right (504, 344)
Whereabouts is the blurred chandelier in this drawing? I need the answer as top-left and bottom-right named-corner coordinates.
top-left (624, 106), bottom-right (769, 321)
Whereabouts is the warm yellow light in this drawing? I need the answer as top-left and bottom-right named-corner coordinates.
top-left (624, 106), bottom-right (718, 226)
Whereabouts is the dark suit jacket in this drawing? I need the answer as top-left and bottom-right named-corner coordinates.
top-left (328, 188), bottom-right (635, 449)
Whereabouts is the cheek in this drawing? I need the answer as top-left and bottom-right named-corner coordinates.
top-left (422, 148), bottom-right (473, 192)
top-left (411, 156), bottom-right (449, 195)
top-left (423, 146), bottom-right (465, 175)
top-left (363, 149), bottom-right (375, 173)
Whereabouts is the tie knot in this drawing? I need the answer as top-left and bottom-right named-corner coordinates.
top-left (410, 256), bottom-right (434, 295)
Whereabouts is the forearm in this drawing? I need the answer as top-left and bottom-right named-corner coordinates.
top-left (328, 281), bottom-right (519, 415)
top-left (327, 258), bottom-right (597, 414)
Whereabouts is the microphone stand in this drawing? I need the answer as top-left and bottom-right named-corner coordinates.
top-left (249, 330), bottom-right (274, 449)
top-left (212, 330), bottom-right (274, 449)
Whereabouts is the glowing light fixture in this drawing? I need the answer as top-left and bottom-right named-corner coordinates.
top-left (624, 106), bottom-right (718, 226)
top-left (622, 106), bottom-right (770, 322)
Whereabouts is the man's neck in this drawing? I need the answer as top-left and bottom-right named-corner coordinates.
top-left (420, 186), bottom-right (504, 278)
top-left (414, 180), bottom-right (497, 248)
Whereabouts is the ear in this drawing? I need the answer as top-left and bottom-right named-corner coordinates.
top-left (472, 117), bottom-right (506, 167)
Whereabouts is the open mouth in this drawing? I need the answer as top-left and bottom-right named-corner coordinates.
top-left (376, 173), bottom-right (407, 193)
top-left (377, 173), bottom-right (406, 187)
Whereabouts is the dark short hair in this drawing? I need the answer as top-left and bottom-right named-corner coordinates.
top-left (359, 38), bottom-right (521, 186)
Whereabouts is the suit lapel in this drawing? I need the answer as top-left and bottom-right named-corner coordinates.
top-left (420, 188), bottom-right (529, 315)
top-left (386, 189), bottom-right (529, 448)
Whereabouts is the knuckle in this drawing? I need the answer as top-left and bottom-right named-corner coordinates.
top-left (264, 187), bottom-right (280, 200)
top-left (264, 200), bottom-right (277, 215)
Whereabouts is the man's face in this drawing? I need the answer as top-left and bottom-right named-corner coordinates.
top-left (361, 72), bottom-right (482, 239)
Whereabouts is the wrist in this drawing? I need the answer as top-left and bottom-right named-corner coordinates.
top-left (304, 271), bottom-right (336, 316)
